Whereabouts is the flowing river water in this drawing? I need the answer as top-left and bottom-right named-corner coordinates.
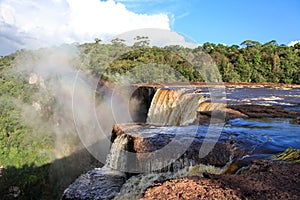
top-left (144, 86), bottom-right (300, 159)
top-left (63, 86), bottom-right (300, 200)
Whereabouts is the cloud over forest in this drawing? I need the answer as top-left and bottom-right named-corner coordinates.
top-left (0, 0), bottom-right (170, 55)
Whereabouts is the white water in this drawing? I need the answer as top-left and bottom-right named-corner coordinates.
top-left (105, 129), bottom-right (234, 199)
top-left (97, 88), bottom-right (230, 199)
top-left (147, 88), bottom-right (206, 126)
top-left (114, 163), bottom-right (230, 200)
top-left (105, 134), bottom-right (129, 171)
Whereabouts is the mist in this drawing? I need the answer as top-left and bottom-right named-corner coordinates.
top-left (12, 43), bottom-right (141, 168)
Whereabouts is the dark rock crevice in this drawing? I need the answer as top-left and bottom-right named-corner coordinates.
top-left (129, 86), bottom-right (157, 123)
top-left (62, 85), bottom-right (300, 200)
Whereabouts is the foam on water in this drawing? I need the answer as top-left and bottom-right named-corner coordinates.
top-left (114, 163), bottom-right (229, 200)
top-left (75, 86), bottom-right (300, 199)
top-left (105, 134), bottom-right (129, 171)
top-left (147, 88), bottom-right (206, 126)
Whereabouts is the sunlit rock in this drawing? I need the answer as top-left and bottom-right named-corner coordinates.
top-left (228, 105), bottom-right (299, 118)
top-left (32, 101), bottom-right (41, 111)
top-left (29, 73), bottom-right (38, 84)
top-left (111, 123), bottom-right (239, 172)
top-left (28, 73), bottom-right (46, 88)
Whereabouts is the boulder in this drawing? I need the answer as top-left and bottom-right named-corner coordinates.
top-left (291, 116), bottom-right (300, 124)
top-left (228, 105), bottom-right (299, 118)
top-left (209, 160), bottom-right (300, 199)
top-left (197, 108), bottom-right (247, 124)
top-left (111, 123), bottom-right (242, 172)
top-left (197, 104), bottom-right (299, 124)
top-left (62, 167), bottom-right (126, 200)
top-left (140, 176), bottom-right (241, 200)
top-left (140, 160), bottom-right (300, 200)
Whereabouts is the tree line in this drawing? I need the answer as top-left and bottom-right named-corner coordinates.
top-left (203, 40), bottom-right (300, 83)
top-left (0, 38), bottom-right (299, 199)
top-left (79, 39), bottom-right (300, 84)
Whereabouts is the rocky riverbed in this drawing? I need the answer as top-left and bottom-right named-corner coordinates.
top-left (62, 84), bottom-right (300, 200)
top-left (141, 160), bottom-right (300, 200)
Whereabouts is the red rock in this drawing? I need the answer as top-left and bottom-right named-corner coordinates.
top-left (140, 160), bottom-right (300, 200)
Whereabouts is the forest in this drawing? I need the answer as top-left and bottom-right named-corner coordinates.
top-left (80, 39), bottom-right (300, 84)
top-left (0, 39), bottom-right (299, 199)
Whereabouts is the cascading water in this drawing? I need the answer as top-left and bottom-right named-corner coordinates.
top-left (64, 87), bottom-right (234, 200)
top-left (103, 87), bottom-right (234, 199)
top-left (64, 86), bottom-right (300, 200)
top-left (147, 88), bottom-right (206, 126)
top-left (105, 134), bottom-right (129, 171)
top-left (114, 163), bottom-right (229, 200)
top-left (62, 135), bottom-right (131, 199)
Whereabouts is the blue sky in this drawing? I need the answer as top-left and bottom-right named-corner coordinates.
top-left (116, 0), bottom-right (300, 45)
top-left (0, 0), bottom-right (299, 55)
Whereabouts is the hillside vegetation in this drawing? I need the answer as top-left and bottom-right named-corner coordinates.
top-left (80, 39), bottom-right (300, 83)
top-left (0, 39), bottom-right (299, 199)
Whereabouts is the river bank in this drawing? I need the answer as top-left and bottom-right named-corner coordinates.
top-left (132, 82), bottom-right (300, 88)
top-left (63, 84), bottom-right (300, 199)
top-left (141, 160), bottom-right (300, 200)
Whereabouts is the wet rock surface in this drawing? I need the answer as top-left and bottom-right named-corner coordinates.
top-left (141, 160), bottom-right (300, 200)
top-left (197, 104), bottom-right (299, 124)
top-left (112, 123), bottom-right (241, 171)
top-left (129, 86), bottom-right (157, 123)
top-left (229, 105), bottom-right (299, 118)
top-left (63, 85), bottom-right (300, 199)
top-left (62, 168), bottom-right (126, 200)
top-left (62, 122), bottom-right (241, 200)
top-left (291, 116), bottom-right (300, 124)
top-left (197, 108), bottom-right (247, 124)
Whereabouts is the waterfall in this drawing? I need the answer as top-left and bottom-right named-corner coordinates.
top-left (105, 134), bottom-right (129, 171)
top-left (114, 163), bottom-right (229, 200)
top-left (147, 88), bottom-right (206, 126)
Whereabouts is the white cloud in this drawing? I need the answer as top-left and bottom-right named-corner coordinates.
top-left (288, 40), bottom-right (300, 47)
top-left (0, 0), bottom-right (170, 55)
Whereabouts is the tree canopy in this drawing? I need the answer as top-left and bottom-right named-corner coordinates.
top-left (77, 39), bottom-right (300, 84)
top-left (0, 38), bottom-right (299, 199)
